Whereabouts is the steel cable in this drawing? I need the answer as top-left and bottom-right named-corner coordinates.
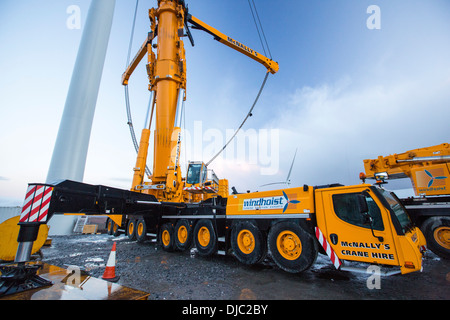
top-left (124, 0), bottom-right (151, 177)
top-left (206, 72), bottom-right (270, 166)
top-left (206, 3), bottom-right (274, 166)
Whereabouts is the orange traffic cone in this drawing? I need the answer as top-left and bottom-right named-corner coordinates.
top-left (102, 242), bottom-right (120, 282)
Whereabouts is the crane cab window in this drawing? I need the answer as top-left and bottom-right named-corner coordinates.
top-left (186, 163), bottom-right (202, 185)
top-left (332, 193), bottom-right (384, 231)
top-left (201, 165), bottom-right (207, 184)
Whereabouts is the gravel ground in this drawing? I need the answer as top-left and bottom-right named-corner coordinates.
top-left (39, 233), bottom-right (450, 300)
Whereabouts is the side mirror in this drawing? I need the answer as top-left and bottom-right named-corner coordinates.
top-left (374, 172), bottom-right (388, 185)
top-left (357, 193), bottom-right (384, 242)
top-left (374, 172), bottom-right (388, 180)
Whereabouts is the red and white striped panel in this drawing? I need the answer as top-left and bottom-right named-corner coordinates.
top-left (184, 186), bottom-right (202, 191)
top-left (183, 186), bottom-right (218, 195)
top-left (183, 186), bottom-right (202, 194)
top-left (184, 186), bottom-right (217, 191)
top-left (203, 186), bottom-right (218, 193)
top-left (20, 185), bottom-right (53, 223)
top-left (315, 227), bottom-right (341, 269)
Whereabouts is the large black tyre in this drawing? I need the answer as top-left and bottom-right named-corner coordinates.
top-left (421, 216), bottom-right (450, 260)
top-left (160, 223), bottom-right (175, 252)
top-left (194, 219), bottom-right (217, 257)
top-left (136, 219), bottom-right (147, 243)
top-left (231, 221), bottom-right (266, 265)
top-left (106, 218), bottom-right (114, 235)
top-left (174, 219), bottom-right (193, 251)
top-left (127, 219), bottom-right (137, 241)
top-left (113, 222), bottom-right (121, 237)
top-left (267, 221), bottom-right (318, 273)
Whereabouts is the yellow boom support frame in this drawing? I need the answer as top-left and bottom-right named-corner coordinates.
top-left (122, 1), bottom-right (279, 202)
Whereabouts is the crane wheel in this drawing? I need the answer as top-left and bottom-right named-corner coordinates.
top-left (106, 218), bottom-right (114, 235)
top-left (136, 219), bottom-right (147, 243)
top-left (174, 219), bottom-right (193, 251)
top-left (127, 220), bottom-right (137, 241)
top-left (231, 221), bottom-right (266, 265)
top-left (421, 217), bottom-right (450, 260)
top-left (267, 221), bottom-right (318, 273)
top-left (113, 222), bottom-right (121, 237)
top-left (194, 219), bottom-right (217, 257)
top-left (160, 223), bottom-right (175, 252)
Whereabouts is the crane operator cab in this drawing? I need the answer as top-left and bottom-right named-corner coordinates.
top-left (184, 161), bottom-right (220, 194)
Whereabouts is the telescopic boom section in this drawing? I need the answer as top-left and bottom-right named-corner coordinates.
top-left (124, 0), bottom-right (187, 198)
top-left (151, 1), bottom-right (187, 185)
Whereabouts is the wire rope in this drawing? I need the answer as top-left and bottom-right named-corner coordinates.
top-left (250, 0), bottom-right (272, 59)
top-left (247, 0), bottom-right (267, 57)
top-left (205, 72), bottom-right (270, 166)
top-left (205, 3), bottom-right (274, 167)
top-left (124, 0), bottom-right (152, 177)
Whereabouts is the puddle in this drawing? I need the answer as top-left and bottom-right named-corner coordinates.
top-left (311, 268), bottom-right (351, 281)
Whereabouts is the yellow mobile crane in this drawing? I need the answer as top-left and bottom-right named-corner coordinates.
top-left (361, 143), bottom-right (450, 259)
top-left (1, 1), bottom-right (426, 297)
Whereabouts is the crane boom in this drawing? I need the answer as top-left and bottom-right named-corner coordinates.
top-left (362, 143), bottom-right (450, 196)
top-left (187, 14), bottom-right (279, 74)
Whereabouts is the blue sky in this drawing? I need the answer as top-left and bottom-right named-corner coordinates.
top-left (1, 0), bottom-right (449, 205)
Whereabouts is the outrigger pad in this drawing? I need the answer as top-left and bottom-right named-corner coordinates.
top-left (0, 263), bottom-right (52, 297)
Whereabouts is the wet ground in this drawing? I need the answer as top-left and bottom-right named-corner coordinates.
top-left (39, 233), bottom-right (449, 301)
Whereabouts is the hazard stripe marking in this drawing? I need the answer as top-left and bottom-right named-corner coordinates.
top-left (315, 227), bottom-right (341, 269)
top-left (19, 185), bottom-right (53, 223)
top-left (20, 185), bottom-right (37, 220)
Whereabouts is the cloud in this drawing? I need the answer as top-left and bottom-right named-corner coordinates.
top-left (0, 176), bottom-right (9, 181)
top-left (265, 70), bottom-right (450, 189)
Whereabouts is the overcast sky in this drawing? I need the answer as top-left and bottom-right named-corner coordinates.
top-left (0, 0), bottom-right (449, 206)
